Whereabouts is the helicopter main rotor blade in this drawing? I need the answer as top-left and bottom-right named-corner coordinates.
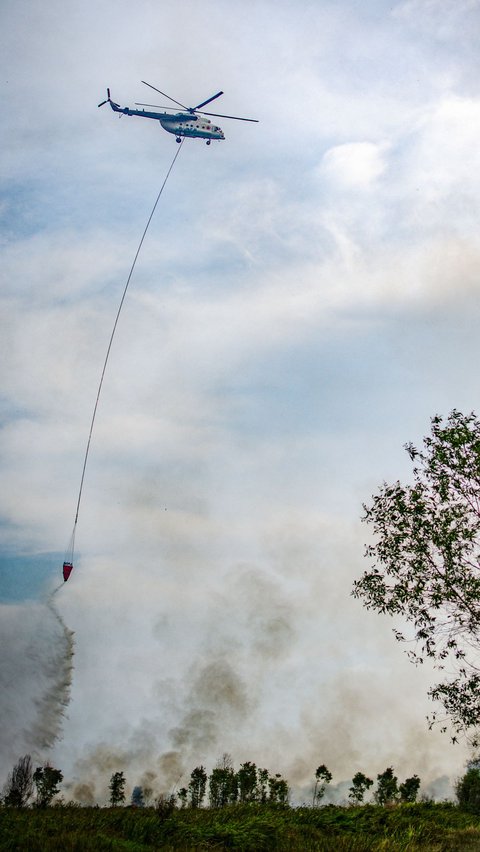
top-left (194, 91), bottom-right (223, 111)
top-left (198, 110), bottom-right (259, 122)
top-left (135, 102), bottom-right (181, 111)
top-left (141, 81), bottom-right (188, 110)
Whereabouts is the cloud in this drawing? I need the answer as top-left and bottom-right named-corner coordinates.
top-left (319, 142), bottom-right (389, 189)
top-left (402, 96), bottom-right (480, 231)
top-left (393, 0), bottom-right (480, 39)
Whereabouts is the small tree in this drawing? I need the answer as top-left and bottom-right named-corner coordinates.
top-left (268, 773), bottom-right (289, 804)
top-left (109, 771), bottom-right (126, 807)
top-left (33, 765), bottom-right (63, 808)
top-left (313, 765), bottom-right (332, 806)
top-left (256, 768), bottom-right (269, 804)
top-left (349, 772), bottom-right (373, 805)
top-left (375, 767), bottom-right (398, 805)
top-left (3, 755), bottom-right (34, 808)
top-left (399, 775), bottom-right (421, 803)
top-left (237, 762), bottom-right (258, 803)
top-left (209, 754), bottom-right (238, 807)
top-left (188, 766), bottom-right (207, 809)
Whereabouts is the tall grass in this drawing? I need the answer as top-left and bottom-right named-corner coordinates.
top-left (2, 802), bottom-right (480, 851)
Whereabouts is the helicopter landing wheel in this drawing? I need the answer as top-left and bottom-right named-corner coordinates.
top-left (206, 139), bottom-right (211, 145)
top-left (176, 137), bottom-right (181, 143)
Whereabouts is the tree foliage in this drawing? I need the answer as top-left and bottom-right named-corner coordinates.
top-left (177, 786), bottom-right (188, 808)
top-left (268, 773), bottom-right (289, 804)
top-left (399, 775), bottom-right (421, 803)
top-left (188, 766), bottom-right (207, 809)
top-left (353, 410), bottom-right (480, 737)
top-left (313, 765), bottom-right (332, 806)
top-left (237, 762), bottom-right (258, 803)
top-left (375, 767), bottom-right (398, 805)
top-left (256, 767), bottom-right (270, 804)
top-left (109, 771), bottom-right (126, 807)
top-left (206, 756), bottom-right (288, 808)
top-left (208, 754), bottom-right (238, 807)
top-left (349, 772), bottom-right (373, 805)
top-left (456, 762), bottom-right (480, 813)
top-left (33, 765), bottom-right (63, 808)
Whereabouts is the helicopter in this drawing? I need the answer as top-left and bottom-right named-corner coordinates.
top-left (98, 81), bottom-right (258, 144)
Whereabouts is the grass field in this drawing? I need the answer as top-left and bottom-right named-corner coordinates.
top-left (2, 802), bottom-right (480, 851)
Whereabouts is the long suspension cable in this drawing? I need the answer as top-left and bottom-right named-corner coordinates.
top-left (69, 140), bottom-right (184, 558)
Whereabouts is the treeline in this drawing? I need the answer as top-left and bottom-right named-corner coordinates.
top-left (1, 752), bottom-right (441, 810)
top-left (4, 752), bottom-right (480, 813)
top-left (109, 756), bottom-right (288, 810)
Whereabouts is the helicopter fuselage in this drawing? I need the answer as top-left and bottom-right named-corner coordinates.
top-left (108, 99), bottom-right (225, 142)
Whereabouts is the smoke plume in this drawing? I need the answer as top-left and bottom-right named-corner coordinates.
top-left (0, 598), bottom-right (74, 770)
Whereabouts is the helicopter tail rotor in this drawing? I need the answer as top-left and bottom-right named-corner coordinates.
top-left (97, 88), bottom-right (111, 107)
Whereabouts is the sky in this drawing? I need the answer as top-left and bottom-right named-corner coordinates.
top-left (1, 0), bottom-right (480, 804)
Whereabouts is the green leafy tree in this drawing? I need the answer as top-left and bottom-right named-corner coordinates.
top-left (208, 766), bottom-right (238, 808)
top-left (456, 761), bottom-right (480, 813)
top-left (209, 754), bottom-right (238, 807)
top-left (256, 768), bottom-right (270, 804)
top-left (313, 765), bottom-right (332, 806)
top-left (109, 771), bottom-right (126, 807)
top-left (375, 767), bottom-right (398, 805)
top-left (353, 411), bottom-right (480, 738)
top-left (349, 772), bottom-right (373, 805)
top-left (399, 774), bottom-right (421, 803)
top-left (3, 755), bottom-right (34, 808)
top-left (188, 766), bottom-right (207, 808)
top-left (268, 773), bottom-right (289, 804)
top-left (33, 765), bottom-right (63, 808)
top-left (237, 761), bottom-right (258, 803)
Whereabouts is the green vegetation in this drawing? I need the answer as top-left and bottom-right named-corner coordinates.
top-left (456, 761), bottom-right (480, 814)
top-left (110, 772), bottom-right (127, 808)
top-left (2, 754), bottom-right (480, 850)
top-left (173, 760), bottom-right (289, 811)
top-left (348, 772), bottom-right (373, 805)
top-left (2, 801), bottom-right (480, 850)
top-left (313, 765), bottom-right (332, 806)
top-left (3, 755), bottom-right (33, 808)
top-left (33, 765), bottom-right (63, 809)
top-left (374, 767), bottom-right (399, 806)
top-left (353, 410), bottom-right (480, 739)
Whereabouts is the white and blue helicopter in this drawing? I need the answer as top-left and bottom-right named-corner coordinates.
top-left (98, 81), bottom-right (258, 144)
